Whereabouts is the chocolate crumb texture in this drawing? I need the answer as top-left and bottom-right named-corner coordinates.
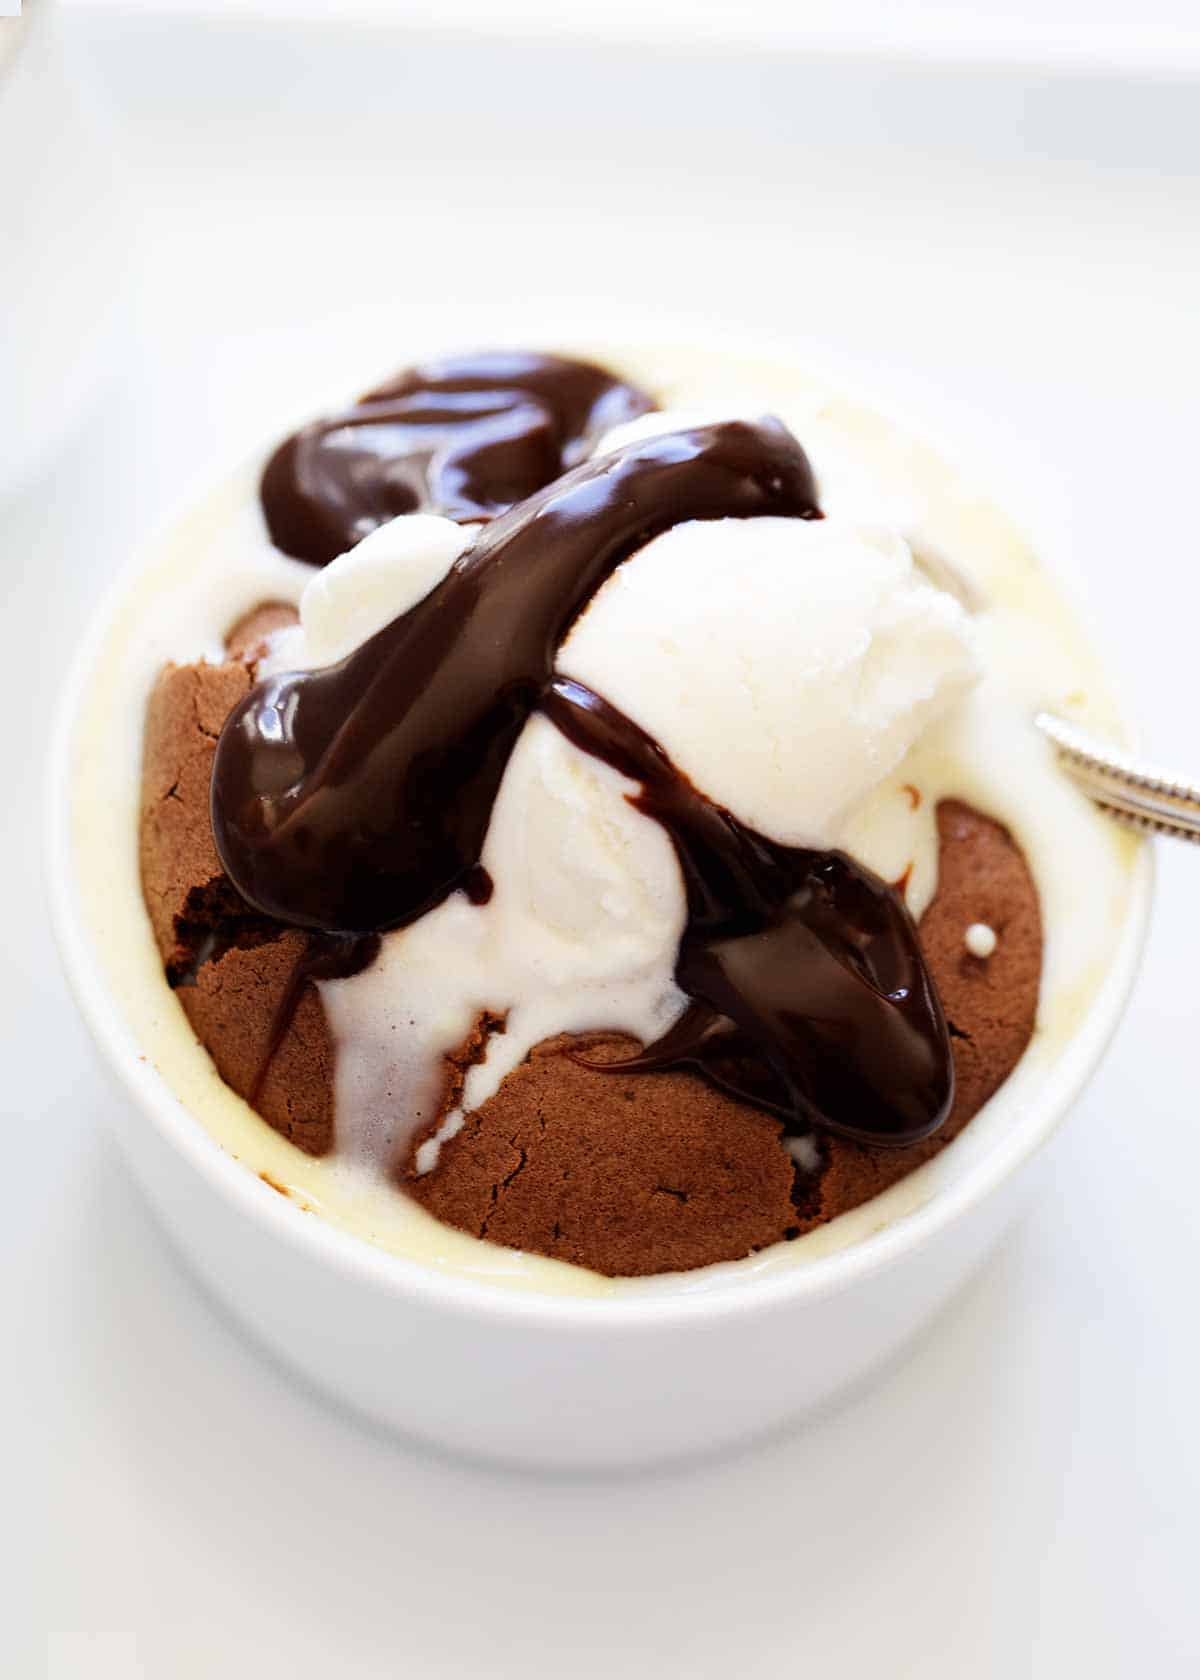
top-left (410, 1034), bottom-right (800, 1277)
top-left (139, 649), bottom-right (334, 1155)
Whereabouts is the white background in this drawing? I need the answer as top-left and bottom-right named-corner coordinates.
top-left (8, 4), bottom-right (1200, 1675)
top-left (59, 0), bottom-right (1200, 74)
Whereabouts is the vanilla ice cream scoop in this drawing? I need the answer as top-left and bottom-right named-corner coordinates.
top-left (286, 502), bottom-right (977, 855)
top-left (256, 453), bottom-right (978, 1166)
top-left (261, 512), bottom-right (471, 675)
top-left (558, 515), bottom-right (978, 846)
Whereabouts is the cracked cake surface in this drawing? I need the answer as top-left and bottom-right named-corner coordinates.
top-left (140, 652), bottom-right (337, 1155)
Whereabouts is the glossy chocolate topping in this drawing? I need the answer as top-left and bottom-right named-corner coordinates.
top-left (213, 418), bottom-right (820, 934)
top-left (541, 679), bottom-right (953, 1146)
top-left (215, 403), bottom-right (953, 1146)
top-left (260, 350), bottom-right (655, 566)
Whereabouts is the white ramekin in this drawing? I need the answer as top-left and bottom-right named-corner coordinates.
top-left (46, 400), bottom-right (1153, 1473)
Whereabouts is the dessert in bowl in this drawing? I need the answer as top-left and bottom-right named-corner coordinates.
top-left (50, 341), bottom-right (1149, 1466)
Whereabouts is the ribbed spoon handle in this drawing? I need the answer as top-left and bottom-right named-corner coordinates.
top-left (1036, 712), bottom-right (1200, 843)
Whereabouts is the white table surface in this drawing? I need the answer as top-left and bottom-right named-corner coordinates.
top-left (10, 10), bottom-right (1200, 1675)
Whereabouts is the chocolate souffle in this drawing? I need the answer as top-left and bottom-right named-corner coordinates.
top-left (139, 351), bottom-right (1041, 1278)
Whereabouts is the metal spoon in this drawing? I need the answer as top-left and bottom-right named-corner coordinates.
top-left (1036, 712), bottom-right (1200, 843)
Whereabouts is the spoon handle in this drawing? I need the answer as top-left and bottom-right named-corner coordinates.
top-left (1036, 712), bottom-right (1200, 843)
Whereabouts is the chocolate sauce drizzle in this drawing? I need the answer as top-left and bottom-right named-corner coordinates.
top-left (542, 680), bottom-right (952, 1146)
top-left (260, 350), bottom-right (655, 566)
top-left (214, 417), bottom-right (820, 934)
top-left (215, 402), bottom-right (953, 1146)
